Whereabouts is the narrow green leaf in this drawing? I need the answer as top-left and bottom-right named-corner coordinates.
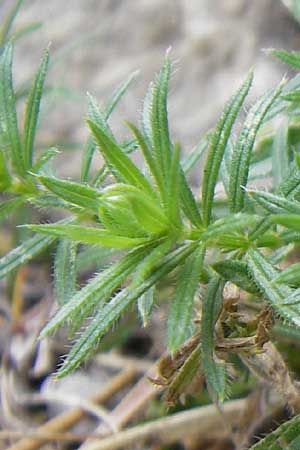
top-left (75, 246), bottom-right (116, 272)
top-left (133, 239), bottom-right (172, 287)
top-left (199, 213), bottom-right (256, 242)
top-left (275, 263), bottom-right (300, 286)
top-left (0, 197), bottom-right (24, 223)
top-left (80, 136), bottom-right (95, 182)
top-left (202, 72), bottom-right (253, 225)
top-left (87, 92), bottom-right (113, 138)
top-left (104, 70), bottom-right (139, 120)
top-left (0, 0), bottom-right (23, 46)
top-left (54, 240), bottom-right (77, 305)
top-left (26, 224), bottom-right (149, 248)
top-left (212, 259), bottom-right (259, 294)
top-left (31, 147), bottom-right (59, 173)
top-left (167, 245), bottom-right (205, 353)
top-left (126, 121), bottom-right (164, 195)
top-left (281, 89), bottom-right (300, 102)
top-left (83, 74), bottom-right (138, 183)
top-left (166, 143), bottom-right (182, 228)
top-left (0, 149), bottom-right (11, 190)
top-left (149, 52), bottom-right (172, 181)
top-left (137, 286), bottom-right (155, 327)
top-left (180, 168), bottom-right (203, 227)
top-left (56, 242), bottom-right (197, 377)
top-left (23, 47), bottom-right (49, 169)
top-left (36, 174), bottom-right (100, 212)
top-left (0, 233), bottom-right (55, 279)
top-left (201, 276), bottom-right (226, 402)
top-left (270, 48), bottom-right (300, 68)
top-left (40, 242), bottom-right (158, 338)
top-left (229, 80), bottom-right (284, 212)
top-left (28, 194), bottom-right (82, 213)
top-left (248, 414), bottom-right (300, 450)
top-left (87, 120), bottom-right (154, 195)
top-left (279, 163), bottom-right (300, 199)
top-left (272, 214), bottom-right (300, 231)
top-left (10, 22), bottom-right (42, 43)
top-left (0, 43), bottom-right (25, 176)
top-left (246, 248), bottom-right (300, 326)
top-left (182, 135), bottom-right (209, 174)
top-left (248, 189), bottom-right (300, 214)
top-left (272, 120), bottom-right (289, 187)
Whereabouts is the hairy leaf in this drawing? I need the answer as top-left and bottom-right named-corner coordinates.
top-left (270, 48), bottom-right (300, 68)
top-left (54, 240), bottom-right (77, 305)
top-left (0, 233), bottom-right (55, 279)
top-left (248, 189), bottom-right (300, 214)
top-left (201, 276), bottom-right (226, 402)
top-left (88, 120), bottom-right (154, 195)
top-left (202, 72), bottom-right (253, 225)
top-left (0, 197), bottom-right (24, 223)
top-left (167, 245), bottom-right (205, 353)
top-left (0, 43), bottom-right (24, 176)
top-left (212, 259), bottom-right (259, 294)
top-left (247, 248), bottom-right (300, 326)
top-left (56, 242), bottom-right (197, 377)
top-left (229, 80), bottom-right (284, 212)
top-left (23, 47), bottom-right (49, 169)
top-left (248, 414), bottom-right (300, 449)
top-left (37, 174), bottom-right (100, 212)
top-left (26, 223), bottom-right (149, 248)
top-left (0, 0), bottom-right (23, 46)
top-left (275, 263), bottom-right (300, 286)
top-left (137, 286), bottom-right (155, 327)
top-left (40, 242), bottom-right (158, 338)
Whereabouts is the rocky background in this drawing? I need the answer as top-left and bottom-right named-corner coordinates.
top-left (1, 0), bottom-right (300, 181)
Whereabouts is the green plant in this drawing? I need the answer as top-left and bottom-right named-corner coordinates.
top-left (4, 3), bottom-right (300, 447)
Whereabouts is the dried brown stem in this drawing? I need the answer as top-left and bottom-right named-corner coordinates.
top-left (5, 367), bottom-right (136, 450)
top-left (80, 398), bottom-right (247, 450)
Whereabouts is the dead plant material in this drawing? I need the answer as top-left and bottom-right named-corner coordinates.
top-left (4, 367), bottom-right (136, 450)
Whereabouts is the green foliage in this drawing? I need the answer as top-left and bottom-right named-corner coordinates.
top-left (4, 8), bottom-right (300, 445)
top-left (249, 415), bottom-right (300, 450)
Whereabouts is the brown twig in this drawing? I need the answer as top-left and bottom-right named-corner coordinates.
top-left (80, 398), bottom-right (247, 450)
top-left (5, 367), bottom-right (136, 450)
top-left (79, 361), bottom-right (162, 450)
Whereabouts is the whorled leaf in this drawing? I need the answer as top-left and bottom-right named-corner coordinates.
top-left (202, 72), bottom-right (253, 225)
top-left (25, 223), bottom-right (149, 248)
top-left (0, 233), bottom-right (55, 279)
top-left (201, 276), bottom-right (226, 402)
top-left (36, 174), bottom-right (100, 213)
top-left (229, 80), bottom-right (284, 213)
top-left (40, 241), bottom-right (159, 338)
top-left (274, 263), bottom-right (300, 286)
top-left (270, 48), bottom-right (300, 69)
top-left (247, 189), bottom-right (300, 215)
top-left (0, 42), bottom-right (25, 176)
top-left (212, 259), bottom-right (259, 294)
top-left (54, 240), bottom-right (77, 305)
top-left (246, 248), bottom-right (300, 326)
top-left (167, 245), bottom-right (205, 353)
top-left (23, 47), bottom-right (49, 169)
top-left (137, 286), bottom-right (155, 327)
top-left (0, 196), bottom-right (24, 223)
top-left (56, 242), bottom-right (197, 377)
top-left (88, 120), bottom-right (154, 196)
top-left (248, 414), bottom-right (300, 450)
